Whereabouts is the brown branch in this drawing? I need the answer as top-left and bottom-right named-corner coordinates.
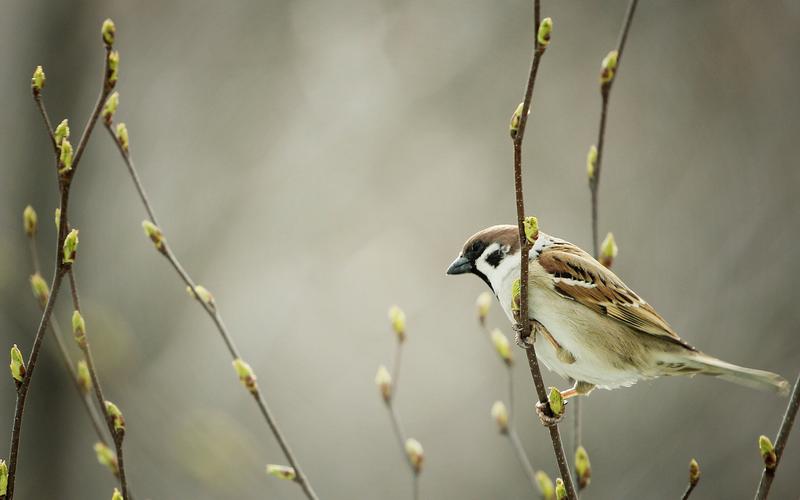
top-left (67, 270), bottom-right (130, 499)
top-left (578, 0), bottom-right (639, 477)
top-left (26, 227), bottom-right (109, 444)
top-left (102, 123), bottom-right (318, 500)
top-left (755, 373), bottom-right (800, 499)
top-left (511, 2), bottom-right (577, 498)
top-left (6, 36), bottom-right (126, 498)
top-left (382, 338), bottom-right (419, 500)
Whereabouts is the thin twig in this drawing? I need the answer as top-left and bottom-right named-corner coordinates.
top-left (681, 483), bottom-right (697, 500)
top-left (382, 339), bottom-right (419, 500)
top-left (579, 0), bottom-right (639, 482)
top-left (5, 39), bottom-right (122, 499)
top-left (27, 230), bottom-right (110, 444)
top-left (511, 1), bottom-right (577, 498)
top-left (755, 373), bottom-right (800, 500)
top-left (67, 270), bottom-right (130, 499)
top-left (102, 123), bottom-right (319, 500)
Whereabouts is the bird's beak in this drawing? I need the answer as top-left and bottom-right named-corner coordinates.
top-left (446, 255), bottom-right (472, 275)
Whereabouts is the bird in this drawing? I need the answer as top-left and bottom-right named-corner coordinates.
top-left (447, 224), bottom-right (789, 403)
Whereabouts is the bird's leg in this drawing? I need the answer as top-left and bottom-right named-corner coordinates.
top-left (513, 321), bottom-right (535, 349)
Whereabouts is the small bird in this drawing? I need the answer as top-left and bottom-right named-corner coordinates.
top-left (447, 224), bottom-right (789, 401)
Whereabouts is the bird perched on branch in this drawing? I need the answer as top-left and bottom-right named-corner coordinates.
top-left (447, 224), bottom-right (789, 404)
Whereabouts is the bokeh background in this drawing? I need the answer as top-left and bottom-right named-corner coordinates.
top-left (1, 0), bottom-right (799, 498)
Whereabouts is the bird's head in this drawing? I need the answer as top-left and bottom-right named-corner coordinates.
top-left (446, 225), bottom-right (520, 292)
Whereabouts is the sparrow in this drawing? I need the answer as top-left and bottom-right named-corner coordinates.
top-left (447, 224), bottom-right (789, 400)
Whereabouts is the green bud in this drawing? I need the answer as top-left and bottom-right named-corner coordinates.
top-left (233, 358), bottom-right (258, 393)
top-left (77, 360), bottom-right (92, 394)
top-left (23, 205), bottom-right (38, 237)
top-left (32, 66), bottom-right (46, 94)
top-left (188, 285), bottom-right (215, 308)
top-left (537, 17), bottom-right (553, 48)
top-left (524, 216), bottom-right (539, 244)
top-left (0, 458), bottom-right (8, 497)
top-left (115, 122), bottom-right (129, 152)
top-left (600, 50), bottom-right (618, 84)
top-left (105, 401), bottom-right (125, 434)
top-left (54, 208), bottom-right (61, 232)
top-left (94, 442), bottom-right (119, 475)
top-left (405, 438), bottom-right (424, 474)
top-left (586, 144), bottom-right (598, 180)
top-left (511, 278), bottom-right (521, 313)
top-left (491, 401), bottom-right (508, 433)
top-left (103, 92), bottom-right (119, 125)
top-left (548, 387), bottom-right (564, 417)
top-left (10, 344), bottom-right (26, 383)
top-left (54, 119), bottom-right (70, 146)
top-left (476, 291), bottom-right (492, 325)
top-left (266, 464), bottom-right (296, 481)
top-left (509, 102), bottom-right (524, 139)
top-left (689, 458), bottom-right (700, 487)
top-left (759, 435), bottom-right (777, 470)
top-left (102, 19), bottom-right (116, 47)
top-left (59, 138), bottom-right (74, 174)
top-left (29, 273), bottom-right (49, 304)
top-left (141, 220), bottom-right (164, 250)
top-left (490, 328), bottom-right (512, 365)
top-left (72, 310), bottom-right (87, 347)
top-left (388, 305), bottom-right (406, 342)
top-left (599, 232), bottom-right (618, 268)
top-left (63, 228), bottom-right (79, 264)
top-left (111, 487), bottom-right (123, 500)
top-left (535, 470), bottom-right (555, 500)
top-left (555, 478), bottom-right (567, 500)
top-left (375, 365), bottom-right (392, 402)
top-left (107, 50), bottom-right (120, 87)
top-left (575, 445), bottom-right (591, 489)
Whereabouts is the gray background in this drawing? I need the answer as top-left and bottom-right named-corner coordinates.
top-left (1, 0), bottom-right (798, 498)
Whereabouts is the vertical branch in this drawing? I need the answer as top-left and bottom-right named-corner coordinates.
top-left (5, 22), bottom-right (123, 499)
top-left (24, 213), bottom-right (110, 444)
top-left (377, 308), bottom-right (422, 500)
top-left (102, 120), bottom-right (318, 500)
top-left (510, 2), bottom-right (577, 498)
top-left (755, 373), bottom-right (800, 500)
top-left (67, 271), bottom-right (130, 498)
top-left (579, 0), bottom-right (639, 476)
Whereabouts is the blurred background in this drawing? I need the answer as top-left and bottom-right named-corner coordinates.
top-left (1, 0), bottom-right (799, 498)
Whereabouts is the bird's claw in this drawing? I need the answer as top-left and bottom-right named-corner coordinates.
top-left (514, 330), bottom-right (535, 350)
top-left (535, 400), bottom-right (566, 427)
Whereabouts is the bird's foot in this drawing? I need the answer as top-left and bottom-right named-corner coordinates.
top-left (535, 400), bottom-right (566, 427)
top-left (514, 330), bottom-right (535, 350)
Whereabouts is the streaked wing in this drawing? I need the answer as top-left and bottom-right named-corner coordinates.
top-left (537, 241), bottom-right (694, 350)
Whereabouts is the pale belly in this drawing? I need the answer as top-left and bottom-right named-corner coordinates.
top-left (496, 273), bottom-right (656, 390)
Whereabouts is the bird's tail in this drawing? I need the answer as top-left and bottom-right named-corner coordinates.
top-left (662, 352), bottom-right (789, 395)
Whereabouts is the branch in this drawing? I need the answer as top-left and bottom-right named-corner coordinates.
top-left (67, 271), bottom-right (131, 499)
top-left (680, 458), bottom-right (700, 500)
top-left (509, 2), bottom-right (577, 498)
top-left (102, 120), bottom-right (318, 500)
top-left (25, 213), bottom-right (109, 445)
top-left (5, 23), bottom-right (131, 498)
top-left (377, 307), bottom-right (421, 500)
top-left (755, 373), bottom-right (800, 499)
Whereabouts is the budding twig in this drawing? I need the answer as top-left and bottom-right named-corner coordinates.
top-left (754, 373), bottom-right (800, 499)
top-left (102, 103), bottom-right (318, 500)
top-left (5, 22), bottom-right (130, 499)
top-left (377, 306), bottom-right (421, 500)
top-left (578, 0), bottom-right (639, 475)
top-left (509, 2), bottom-right (577, 498)
top-left (23, 206), bottom-right (111, 445)
top-left (680, 458), bottom-right (700, 500)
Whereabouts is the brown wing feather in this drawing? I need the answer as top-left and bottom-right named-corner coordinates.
top-left (537, 242), bottom-right (695, 350)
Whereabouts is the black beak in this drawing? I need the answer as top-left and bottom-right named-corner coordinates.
top-left (446, 255), bottom-right (473, 275)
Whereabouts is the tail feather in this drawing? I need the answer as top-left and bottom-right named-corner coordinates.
top-left (670, 353), bottom-right (789, 395)
top-left (657, 352), bottom-right (789, 396)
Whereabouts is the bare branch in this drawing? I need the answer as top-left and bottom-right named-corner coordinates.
top-left (755, 373), bottom-right (800, 499)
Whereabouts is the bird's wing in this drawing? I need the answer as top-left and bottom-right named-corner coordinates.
top-left (536, 241), bottom-right (694, 350)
